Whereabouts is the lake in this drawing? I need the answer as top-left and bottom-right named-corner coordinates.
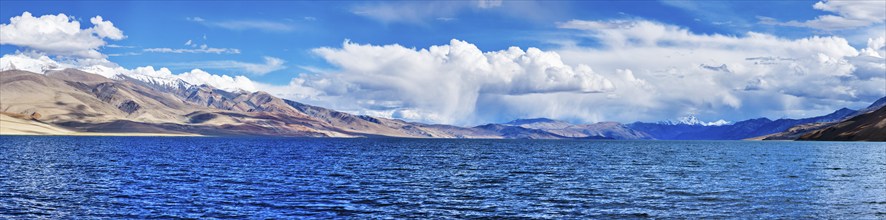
top-left (1, 136), bottom-right (884, 218)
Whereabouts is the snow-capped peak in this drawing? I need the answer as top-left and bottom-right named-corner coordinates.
top-left (701, 119), bottom-right (731, 126)
top-left (0, 53), bottom-right (258, 93)
top-left (661, 115), bottom-right (731, 126)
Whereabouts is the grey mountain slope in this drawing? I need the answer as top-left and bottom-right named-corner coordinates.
top-left (505, 118), bottom-right (574, 130)
top-left (285, 100), bottom-right (503, 138)
top-left (473, 123), bottom-right (573, 139)
top-left (503, 118), bottom-right (652, 140)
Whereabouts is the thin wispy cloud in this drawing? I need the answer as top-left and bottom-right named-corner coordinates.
top-left (660, 1), bottom-right (753, 31)
top-left (476, 0), bottom-right (502, 9)
top-left (167, 56), bottom-right (286, 75)
top-left (107, 52), bottom-right (142, 56)
top-left (143, 44), bottom-right (240, 54)
top-left (186, 16), bottom-right (294, 32)
top-left (758, 0), bottom-right (886, 31)
top-left (105, 44), bottom-right (135, 48)
top-left (350, 1), bottom-right (499, 25)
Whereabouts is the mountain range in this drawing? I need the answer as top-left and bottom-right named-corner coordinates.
top-left (627, 107), bottom-right (860, 140)
top-left (1, 68), bottom-right (883, 141)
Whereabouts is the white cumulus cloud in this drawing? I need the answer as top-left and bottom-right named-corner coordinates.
top-left (0, 12), bottom-right (126, 59)
top-left (265, 39), bottom-right (614, 125)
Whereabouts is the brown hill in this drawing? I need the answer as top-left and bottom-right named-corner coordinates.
top-left (1, 69), bottom-right (346, 137)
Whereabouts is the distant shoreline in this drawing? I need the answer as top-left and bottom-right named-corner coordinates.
top-left (4, 113), bottom-right (882, 142)
top-left (0, 114), bottom-right (201, 137)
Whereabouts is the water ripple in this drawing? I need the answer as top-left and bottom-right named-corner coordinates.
top-left (1, 137), bottom-right (884, 219)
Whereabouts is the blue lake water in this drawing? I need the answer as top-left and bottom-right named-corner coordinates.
top-left (1, 136), bottom-right (884, 219)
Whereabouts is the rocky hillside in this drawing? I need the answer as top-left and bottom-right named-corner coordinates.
top-left (799, 103), bottom-right (886, 141)
top-left (798, 105), bottom-right (886, 141)
top-left (1, 69), bottom-right (342, 137)
top-left (762, 96), bottom-right (886, 140)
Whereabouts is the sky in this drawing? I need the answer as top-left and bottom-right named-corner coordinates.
top-left (1, 0), bottom-right (885, 125)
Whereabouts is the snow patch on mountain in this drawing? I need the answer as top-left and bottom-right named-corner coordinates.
top-left (505, 118), bottom-right (574, 130)
top-left (660, 115), bottom-right (731, 126)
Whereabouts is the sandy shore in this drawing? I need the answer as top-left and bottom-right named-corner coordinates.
top-left (0, 114), bottom-right (201, 137)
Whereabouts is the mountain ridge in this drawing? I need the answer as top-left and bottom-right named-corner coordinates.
top-left (1, 68), bottom-right (881, 141)
top-left (798, 104), bottom-right (886, 141)
top-left (0, 69), bottom-right (606, 139)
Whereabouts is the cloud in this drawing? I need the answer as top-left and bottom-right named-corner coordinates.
top-left (477, 0), bottom-right (502, 9)
top-left (186, 17), bottom-right (205, 22)
top-left (175, 68), bottom-right (257, 91)
top-left (0, 12), bottom-right (125, 59)
top-left (105, 44), bottom-right (134, 48)
top-left (351, 1), bottom-right (499, 25)
top-left (264, 39), bottom-right (614, 125)
top-left (107, 52), bottom-right (142, 57)
top-left (210, 20), bottom-right (294, 32)
top-left (552, 18), bottom-right (885, 122)
top-left (660, 1), bottom-right (752, 30)
top-left (760, 0), bottom-right (886, 30)
top-left (167, 56), bottom-right (286, 75)
top-left (187, 16), bottom-right (294, 32)
top-left (262, 19), bottom-right (885, 125)
top-left (143, 44), bottom-right (240, 54)
top-left (860, 36), bottom-right (886, 58)
top-left (90, 16), bottom-right (125, 39)
top-left (700, 64), bottom-right (732, 73)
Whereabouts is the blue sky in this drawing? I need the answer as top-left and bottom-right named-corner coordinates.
top-left (1, 1), bottom-right (885, 125)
